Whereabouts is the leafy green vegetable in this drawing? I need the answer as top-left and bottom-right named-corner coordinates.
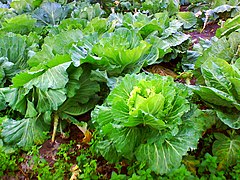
top-left (216, 14), bottom-right (240, 38)
top-left (1, 53), bottom-right (100, 148)
top-left (0, 33), bottom-right (30, 86)
top-left (195, 32), bottom-right (240, 68)
top-left (92, 73), bottom-right (205, 174)
top-left (177, 12), bottom-right (197, 29)
top-left (0, 91), bottom-right (6, 111)
top-left (28, 29), bottom-right (83, 67)
top-left (10, 0), bottom-right (42, 13)
top-left (71, 28), bottom-right (154, 76)
top-left (0, 14), bottom-right (37, 35)
top-left (32, 2), bottom-right (70, 26)
top-left (71, 2), bottom-right (104, 21)
top-left (213, 132), bottom-right (240, 167)
top-left (191, 57), bottom-right (240, 129)
top-left (1, 116), bottom-right (50, 150)
top-left (141, 0), bottom-right (179, 16)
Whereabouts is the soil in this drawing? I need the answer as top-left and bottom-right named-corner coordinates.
top-left (188, 22), bottom-right (220, 44)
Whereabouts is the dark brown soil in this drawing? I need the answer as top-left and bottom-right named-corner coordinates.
top-left (188, 22), bottom-right (220, 43)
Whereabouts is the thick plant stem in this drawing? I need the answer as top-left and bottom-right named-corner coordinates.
top-left (52, 113), bottom-right (59, 143)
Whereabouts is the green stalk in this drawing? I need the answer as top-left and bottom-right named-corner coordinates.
top-left (52, 113), bottom-right (59, 143)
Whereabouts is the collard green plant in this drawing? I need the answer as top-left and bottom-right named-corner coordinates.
top-left (176, 12), bottom-right (197, 29)
top-left (216, 14), bottom-right (240, 38)
top-left (0, 14), bottom-right (37, 35)
top-left (0, 33), bottom-right (30, 87)
top-left (213, 132), bottom-right (240, 167)
top-left (32, 2), bottom-right (70, 26)
top-left (10, 0), bottom-right (42, 14)
top-left (92, 73), bottom-right (206, 175)
top-left (141, 0), bottom-right (179, 16)
top-left (191, 57), bottom-right (240, 129)
top-left (71, 28), bottom-right (156, 76)
top-left (71, 2), bottom-right (104, 21)
top-left (195, 32), bottom-right (240, 69)
top-left (1, 54), bottom-right (100, 149)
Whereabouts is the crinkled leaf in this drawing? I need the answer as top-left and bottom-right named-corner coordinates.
top-left (213, 133), bottom-right (240, 166)
top-left (0, 14), bottom-right (36, 34)
top-left (1, 116), bottom-right (50, 150)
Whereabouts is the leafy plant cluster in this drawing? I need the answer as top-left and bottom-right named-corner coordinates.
top-left (0, 0), bottom-right (240, 179)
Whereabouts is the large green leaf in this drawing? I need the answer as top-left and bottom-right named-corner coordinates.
top-left (191, 85), bottom-right (237, 108)
top-left (25, 62), bottom-right (70, 90)
top-left (59, 95), bottom-right (99, 116)
top-left (177, 12), bottom-right (197, 29)
top-left (32, 2), bottom-right (70, 26)
top-left (1, 116), bottom-right (50, 150)
top-left (136, 127), bottom-right (199, 175)
top-left (10, 0), bottom-right (41, 13)
top-left (195, 32), bottom-right (240, 68)
top-left (109, 127), bottom-right (141, 160)
top-left (44, 29), bottom-right (83, 55)
top-left (58, 64), bottom-right (100, 116)
top-left (13, 62), bottom-right (71, 90)
top-left (216, 14), bottom-right (240, 38)
top-left (201, 58), bottom-right (234, 94)
top-left (0, 34), bottom-right (27, 67)
top-left (213, 133), bottom-right (240, 166)
top-left (216, 111), bottom-right (240, 129)
top-left (36, 88), bottom-right (67, 113)
top-left (3, 87), bottom-right (29, 114)
top-left (0, 14), bottom-right (36, 34)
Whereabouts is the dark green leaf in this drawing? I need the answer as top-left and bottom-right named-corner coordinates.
top-left (1, 116), bottom-right (50, 150)
top-left (213, 133), bottom-right (240, 166)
